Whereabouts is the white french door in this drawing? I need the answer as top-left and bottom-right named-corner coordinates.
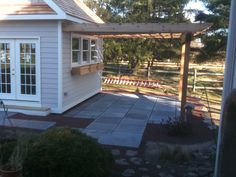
top-left (0, 39), bottom-right (40, 101)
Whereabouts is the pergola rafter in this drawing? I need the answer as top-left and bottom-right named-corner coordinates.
top-left (64, 22), bottom-right (212, 120)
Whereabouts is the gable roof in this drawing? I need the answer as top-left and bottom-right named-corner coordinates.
top-left (0, 0), bottom-right (104, 23)
top-left (52, 0), bottom-right (104, 23)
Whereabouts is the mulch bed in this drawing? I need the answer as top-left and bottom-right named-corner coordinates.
top-left (10, 113), bottom-right (94, 129)
top-left (141, 116), bottom-right (217, 147)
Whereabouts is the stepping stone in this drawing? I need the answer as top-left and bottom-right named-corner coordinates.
top-left (115, 159), bottom-right (129, 166)
top-left (138, 167), bottom-right (148, 172)
top-left (122, 169), bottom-right (135, 177)
top-left (130, 157), bottom-right (143, 165)
top-left (111, 149), bottom-right (121, 156)
top-left (159, 173), bottom-right (174, 177)
top-left (126, 150), bottom-right (138, 157)
top-left (156, 165), bottom-right (161, 169)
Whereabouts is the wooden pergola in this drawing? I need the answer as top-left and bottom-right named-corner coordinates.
top-left (64, 23), bottom-right (212, 119)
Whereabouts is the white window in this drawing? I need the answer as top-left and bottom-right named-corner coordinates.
top-left (71, 35), bottom-right (100, 67)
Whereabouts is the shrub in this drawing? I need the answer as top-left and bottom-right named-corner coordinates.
top-left (23, 128), bottom-right (113, 177)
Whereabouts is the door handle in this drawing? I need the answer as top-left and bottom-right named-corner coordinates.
top-left (12, 69), bottom-right (15, 75)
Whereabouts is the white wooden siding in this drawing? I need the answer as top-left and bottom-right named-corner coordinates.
top-left (0, 21), bottom-right (58, 109)
top-left (62, 32), bottom-right (102, 111)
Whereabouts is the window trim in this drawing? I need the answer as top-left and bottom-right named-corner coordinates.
top-left (71, 34), bottom-right (100, 68)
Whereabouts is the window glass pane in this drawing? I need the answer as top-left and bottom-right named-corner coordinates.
top-left (83, 51), bottom-right (89, 63)
top-left (32, 86), bottom-right (36, 95)
top-left (21, 85), bottom-right (25, 94)
top-left (72, 38), bottom-right (80, 50)
top-left (91, 40), bottom-right (98, 62)
top-left (91, 40), bottom-right (97, 50)
top-left (26, 85), bottom-right (31, 95)
top-left (72, 51), bottom-right (81, 64)
top-left (91, 51), bottom-right (98, 62)
top-left (83, 39), bottom-right (89, 50)
top-left (31, 44), bottom-right (36, 53)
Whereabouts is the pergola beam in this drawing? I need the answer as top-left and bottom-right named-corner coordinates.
top-left (63, 23), bottom-right (212, 36)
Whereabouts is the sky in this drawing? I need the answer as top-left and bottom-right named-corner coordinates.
top-left (184, 0), bottom-right (209, 22)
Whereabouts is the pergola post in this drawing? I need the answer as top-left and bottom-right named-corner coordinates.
top-left (179, 33), bottom-right (192, 121)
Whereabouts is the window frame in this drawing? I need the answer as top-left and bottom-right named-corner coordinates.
top-left (71, 34), bottom-right (100, 67)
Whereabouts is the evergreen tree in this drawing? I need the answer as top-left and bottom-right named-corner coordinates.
top-left (195, 0), bottom-right (230, 61)
top-left (84, 0), bottom-right (191, 72)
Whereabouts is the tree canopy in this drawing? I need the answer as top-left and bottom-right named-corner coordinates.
top-left (195, 0), bottom-right (230, 61)
top-left (84, 0), bottom-right (228, 66)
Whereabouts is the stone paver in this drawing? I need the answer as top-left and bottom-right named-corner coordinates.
top-left (65, 92), bottom-right (180, 148)
top-left (98, 132), bottom-right (143, 148)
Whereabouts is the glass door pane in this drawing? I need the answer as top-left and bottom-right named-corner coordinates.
top-left (0, 40), bottom-right (15, 99)
top-left (20, 43), bottom-right (36, 95)
top-left (0, 43), bottom-right (11, 93)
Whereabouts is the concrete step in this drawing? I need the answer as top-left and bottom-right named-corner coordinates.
top-left (0, 105), bottom-right (51, 116)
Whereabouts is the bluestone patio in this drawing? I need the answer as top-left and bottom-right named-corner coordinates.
top-left (65, 92), bottom-right (181, 148)
top-left (0, 92), bottom-right (181, 148)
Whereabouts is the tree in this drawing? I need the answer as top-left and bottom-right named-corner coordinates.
top-left (84, 0), bottom-right (191, 73)
top-left (195, 0), bottom-right (230, 61)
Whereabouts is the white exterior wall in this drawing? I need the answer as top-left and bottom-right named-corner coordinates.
top-left (0, 21), bottom-right (59, 111)
top-left (62, 32), bottom-right (102, 112)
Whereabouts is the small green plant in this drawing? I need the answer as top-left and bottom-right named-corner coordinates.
top-left (1, 136), bottom-right (30, 171)
top-left (23, 128), bottom-right (114, 177)
top-left (161, 116), bottom-right (192, 137)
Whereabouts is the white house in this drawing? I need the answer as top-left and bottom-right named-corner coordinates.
top-left (0, 0), bottom-right (104, 115)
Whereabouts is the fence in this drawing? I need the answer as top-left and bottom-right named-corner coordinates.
top-left (103, 62), bottom-right (224, 92)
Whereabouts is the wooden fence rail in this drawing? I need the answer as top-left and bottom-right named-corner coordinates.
top-left (103, 64), bottom-right (224, 92)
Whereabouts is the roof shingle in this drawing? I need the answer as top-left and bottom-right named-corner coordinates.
top-left (52, 0), bottom-right (104, 23)
top-left (0, 3), bottom-right (55, 15)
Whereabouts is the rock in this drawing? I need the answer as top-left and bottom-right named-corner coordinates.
top-left (159, 172), bottom-right (174, 177)
top-left (122, 169), bottom-right (135, 177)
top-left (115, 159), bottom-right (129, 166)
top-left (187, 172), bottom-right (198, 177)
top-left (126, 150), bottom-right (138, 157)
top-left (111, 149), bottom-right (121, 156)
top-left (138, 167), bottom-right (148, 172)
top-left (130, 157), bottom-right (143, 165)
top-left (156, 165), bottom-right (161, 169)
